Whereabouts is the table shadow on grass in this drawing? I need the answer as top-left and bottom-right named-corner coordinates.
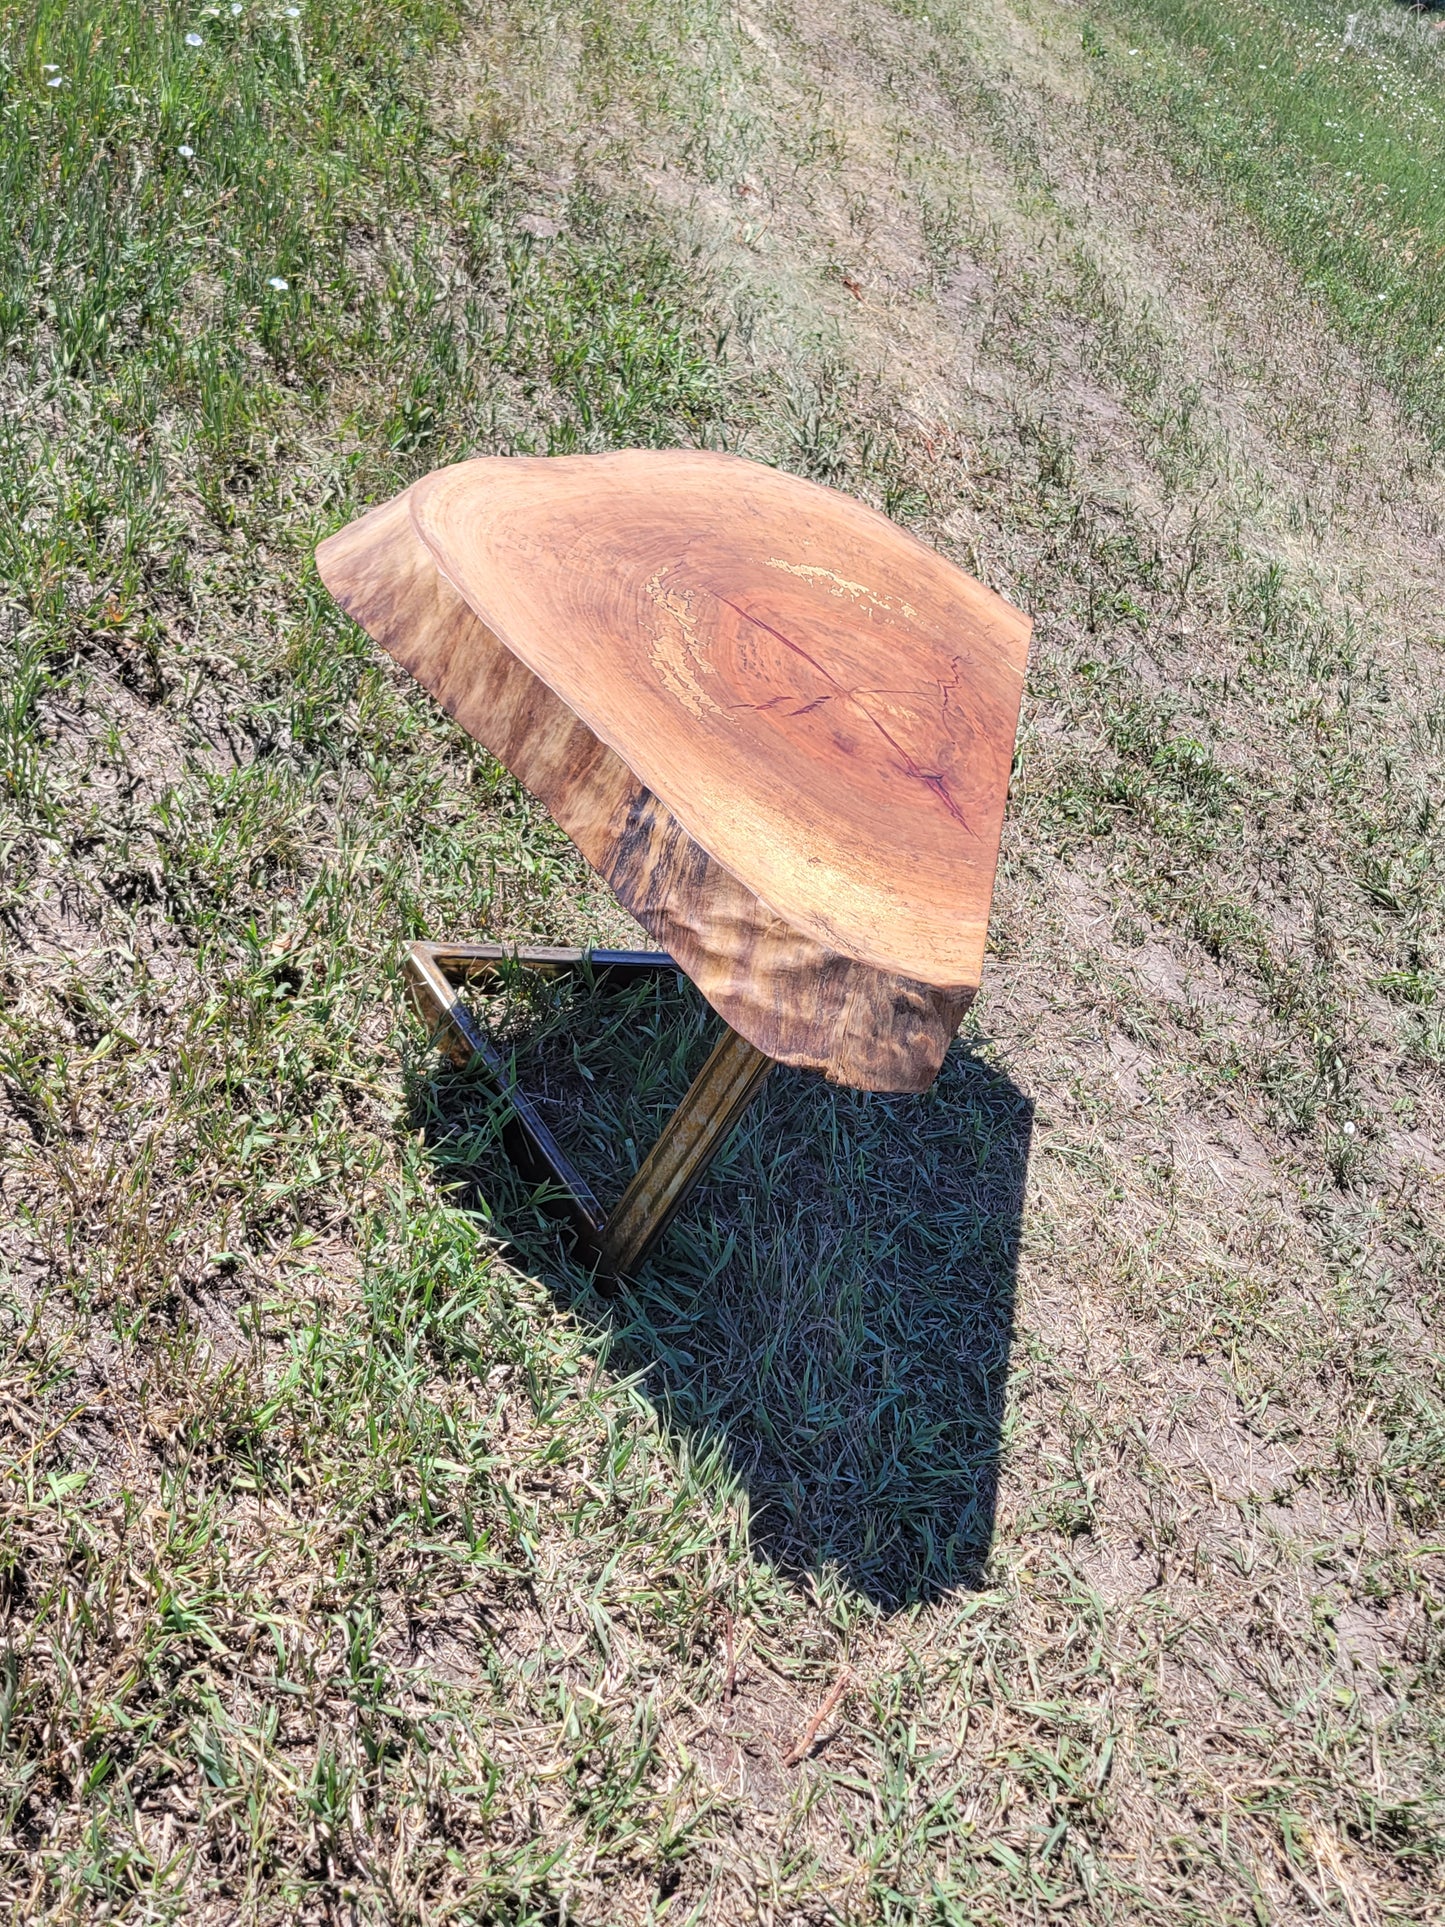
top-left (406, 967), bottom-right (1031, 1611)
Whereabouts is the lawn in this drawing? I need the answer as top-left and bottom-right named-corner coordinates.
top-left (2, 0), bottom-right (1443, 1920)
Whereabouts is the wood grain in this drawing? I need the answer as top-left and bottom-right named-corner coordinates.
top-left (316, 453), bottom-right (1029, 1093)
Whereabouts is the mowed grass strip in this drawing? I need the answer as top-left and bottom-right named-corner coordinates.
top-left (1080, 0), bottom-right (1445, 441)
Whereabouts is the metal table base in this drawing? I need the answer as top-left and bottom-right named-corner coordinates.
top-left (404, 942), bottom-right (773, 1277)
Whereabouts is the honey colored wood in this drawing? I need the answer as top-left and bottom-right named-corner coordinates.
top-left (316, 452), bottom-right (1030, 1093)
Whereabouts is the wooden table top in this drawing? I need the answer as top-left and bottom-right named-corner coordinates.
top-left (317, 451), bottom-right (1030, 1092)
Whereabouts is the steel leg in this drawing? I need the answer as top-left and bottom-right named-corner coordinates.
top-left (404, 942), bottom-right (774, 1275)
top-left (404, 941), bottom-right (609, 1247)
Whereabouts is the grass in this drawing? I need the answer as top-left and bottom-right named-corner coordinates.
top-left (1084, 0), bottom-right (1445, 443)
top-left (1, 0), bottom-right (1444, 1918)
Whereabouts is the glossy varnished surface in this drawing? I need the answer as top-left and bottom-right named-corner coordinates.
top-left (413, 452), bottom-right (1029, 989)
top-left (316, 453), bottom-right (1029, 1091)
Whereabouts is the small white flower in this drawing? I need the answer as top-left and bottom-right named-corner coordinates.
top-left (267, 275), bottom-right (289, 290)
top-left (42, 62), bottom-right (59, 71)
top-left (185, 31), bottom-right (203, 45)
top-left (46, 74), bottom-right (63, 86)
top-left (284, 6), bottom-right (300, 14)
top-left (1343, 1122), bottom-right (1356, 1136)
top-left (179, 143), bottom-right (195, 157)
top-left (231, 4), bottom-right (242, 13)
top-left (183, 187), bottom-right (194, 198)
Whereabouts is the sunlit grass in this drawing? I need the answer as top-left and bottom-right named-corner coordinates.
top-left (1085, 0), bottom-right (1445, 439)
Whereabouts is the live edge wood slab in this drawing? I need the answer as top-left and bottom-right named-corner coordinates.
top-left (317, 451), bottom-right (1030, 1094)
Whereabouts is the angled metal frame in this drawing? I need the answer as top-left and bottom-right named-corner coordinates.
top-left (404, 941), bottom-right (773, 1276)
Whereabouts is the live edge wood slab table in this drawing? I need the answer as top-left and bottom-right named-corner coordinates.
top-left (317, 450), bottom-right (1030, 1276)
